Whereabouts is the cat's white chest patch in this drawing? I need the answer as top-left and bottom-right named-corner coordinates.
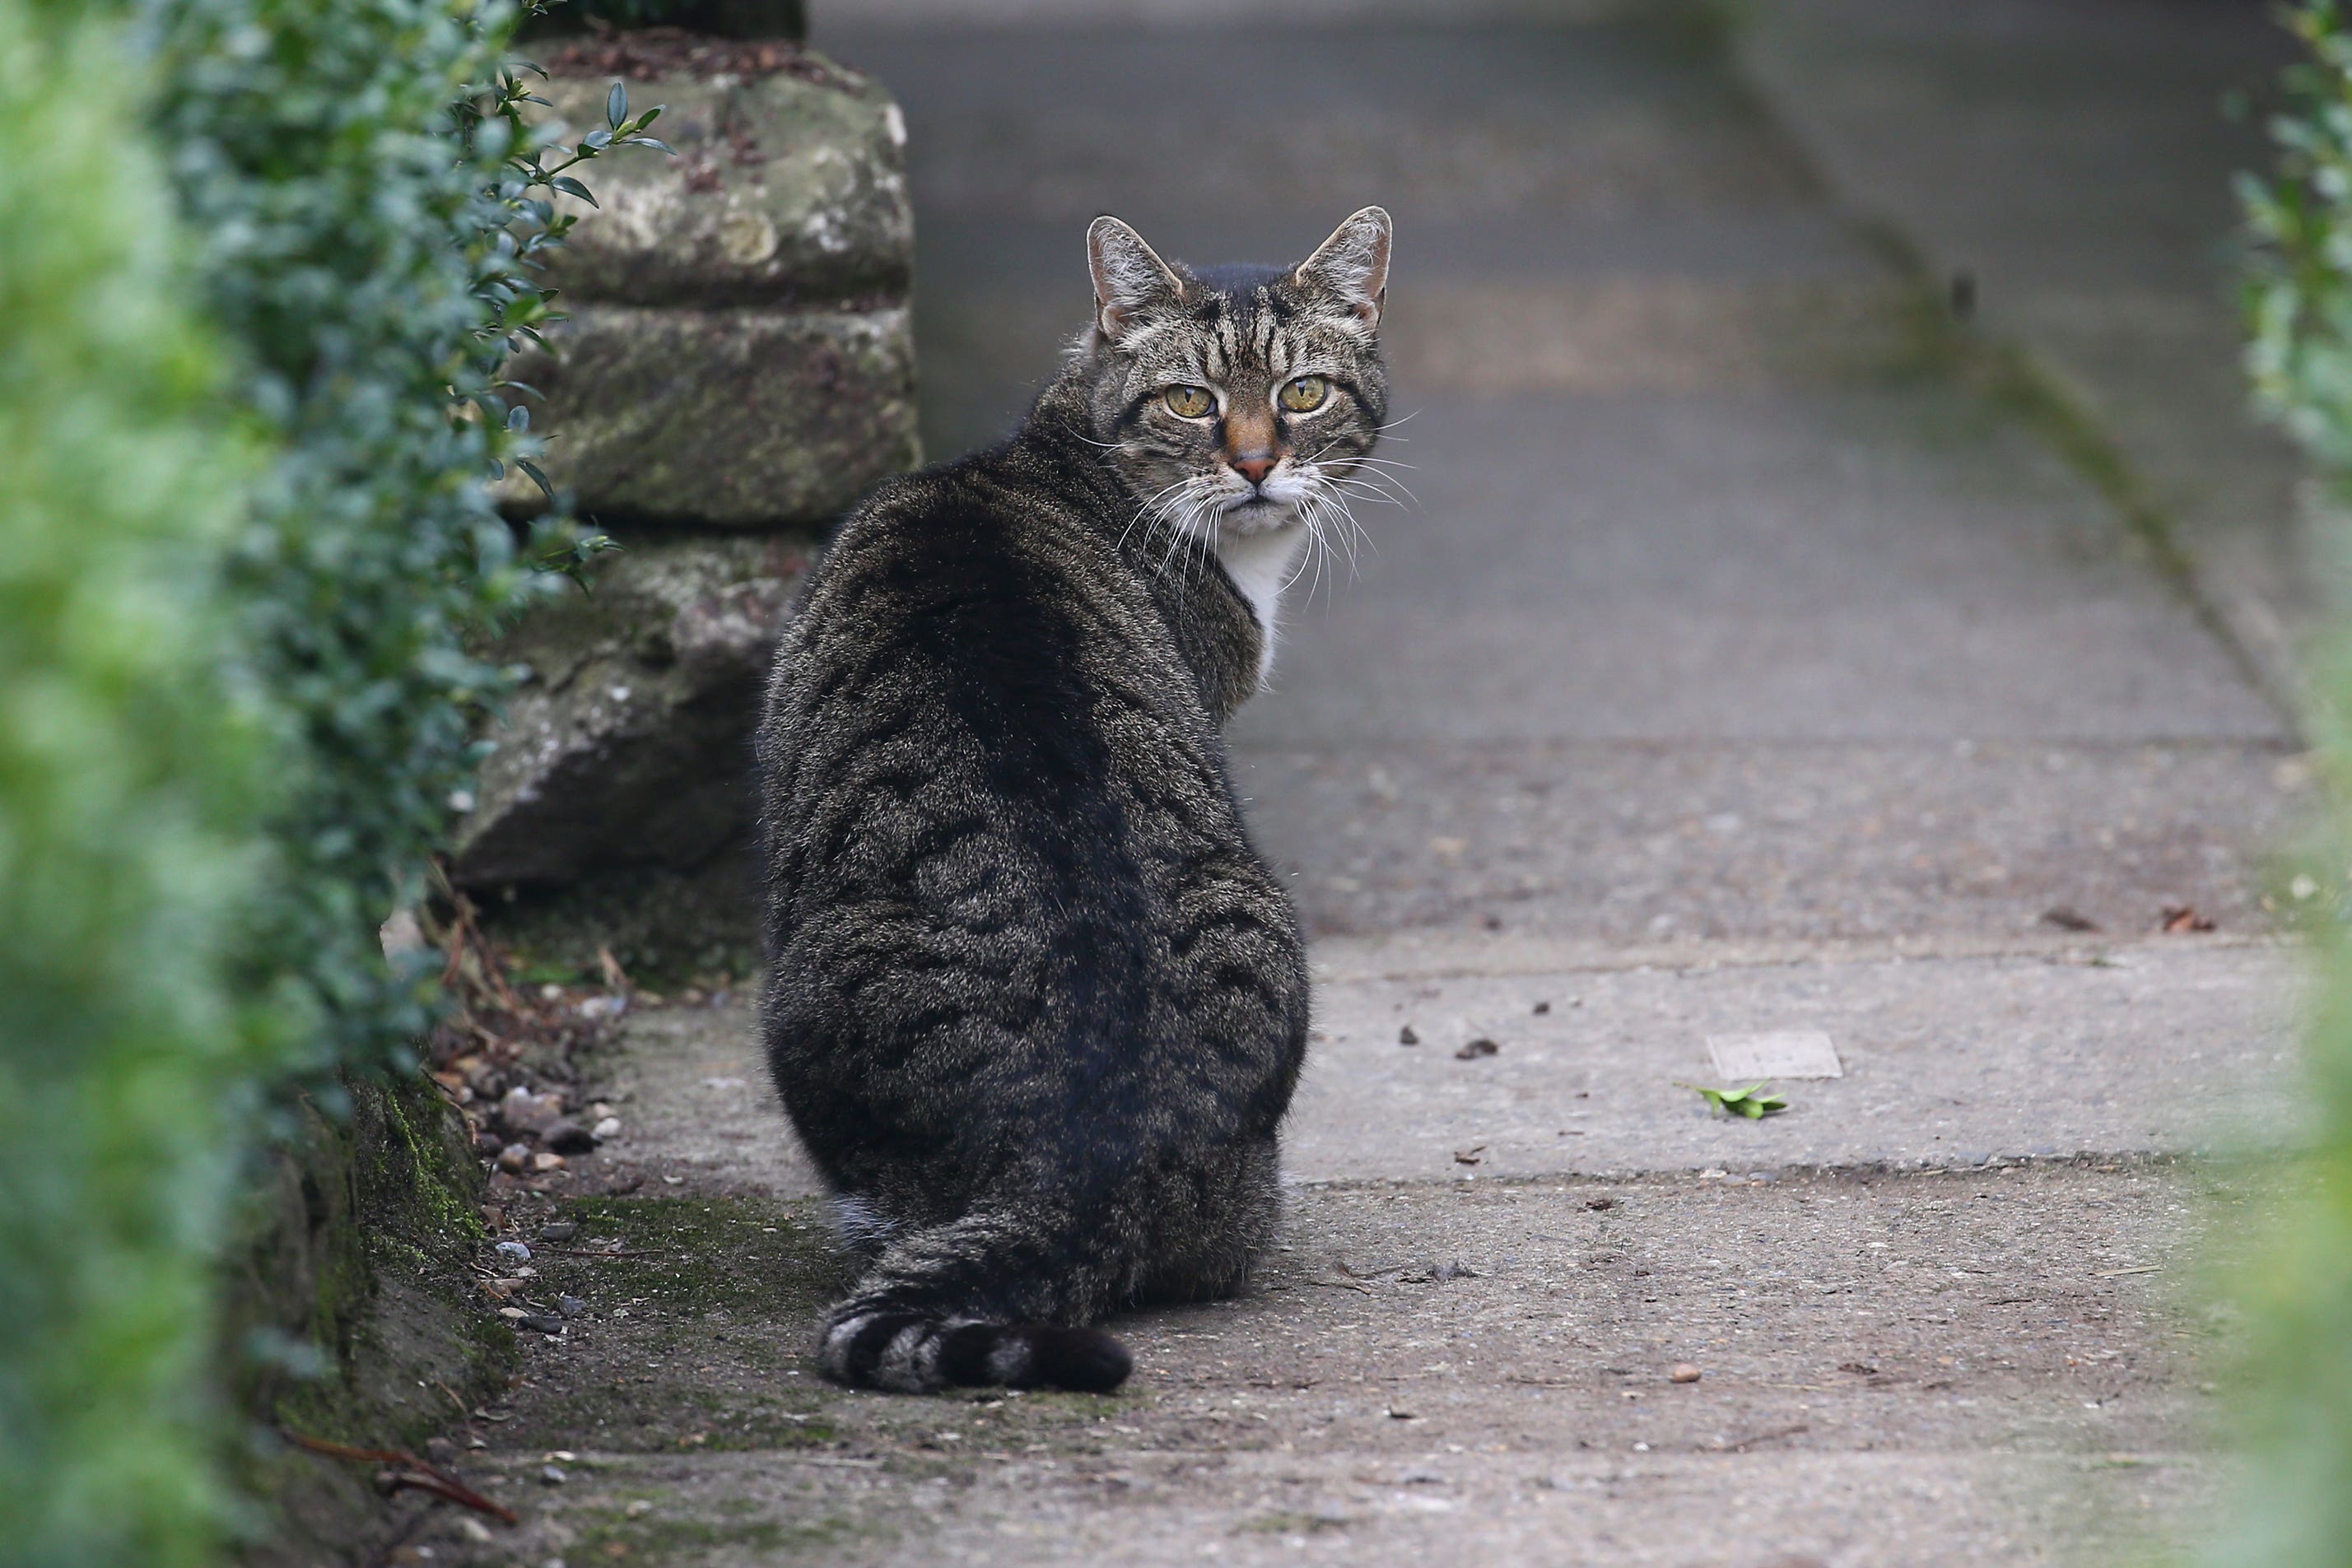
top-left (1215, 524), bottom-right (1311, 686)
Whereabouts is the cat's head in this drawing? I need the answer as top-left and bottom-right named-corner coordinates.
top-left (1076, 207), bottom-right (1394, 558)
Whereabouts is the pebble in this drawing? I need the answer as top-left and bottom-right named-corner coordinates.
top-left (559, 1294), bottom-right (588, 1318)
top-left (592, 1116), bottom-right (623, 1140)
top-left (625, 1500), bottom-right (654, 1518)
top-left (458, 1519), bottom-right (493, 1544)
top-left (496, 1240), bottom-right (533, 1263)
top-left (540, 1464), bottom-right (567, 1486)
top-left (543, 1120), bottom-right (598, 1155)
top-left (538, 1221), bottom-right (579, 1243)
top-left (519, 1313), bottom-right (567, 1335)
top-left (532, 1152), bottom-right (566, 1173)
top-left (495, 1143), bottom-right (531, 1174)
top-left (1397, 1026), bottom-right (1419, 1046)
top-left (1670, 1363), bottom-right (1702, 1384)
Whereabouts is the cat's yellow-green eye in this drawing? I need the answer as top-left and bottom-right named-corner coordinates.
top-left (1162, 385), bottom-right (1215, 419)
top-left (1278, 375), bottom-right (1329, 413)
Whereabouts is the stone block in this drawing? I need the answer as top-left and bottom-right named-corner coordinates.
top-left (506, 304), bottom-right (916, 528)
top-left (531, 63), bottom-right (911, 307)
top-left (451, 534), bottom-right (809, 889)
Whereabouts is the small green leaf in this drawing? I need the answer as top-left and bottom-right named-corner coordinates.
top-left (1675, 1082), bottom-right (1790, 1119)
top-left (550, 175), bottom-right (596, 206)
top-left (505, 404), bottom-right (529, 430)
top-left (606, 80), bottom-right (627, 130)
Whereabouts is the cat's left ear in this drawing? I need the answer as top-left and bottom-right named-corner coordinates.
top-left (1295, 206), bottom-right (1392, 328)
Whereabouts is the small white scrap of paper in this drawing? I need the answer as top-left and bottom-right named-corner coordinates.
top-left (1707, 1031), bottom-right (1843, 1080)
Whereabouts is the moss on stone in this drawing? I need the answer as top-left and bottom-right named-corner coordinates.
top-left (225, 1071), bottom-right (519, 1566)
top-left (555, 1196), bottom-right (850, 1319)
top-left (569, 1502), bottom-right (892, 1564)
top-left (507, 304), bottom-right (919, 529)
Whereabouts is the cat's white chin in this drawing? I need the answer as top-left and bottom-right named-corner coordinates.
top-left (1214, 496), bottom-right (1302, 537)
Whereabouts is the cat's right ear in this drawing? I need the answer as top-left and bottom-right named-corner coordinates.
top-left (1088, 216), bottom-right (1185, 344)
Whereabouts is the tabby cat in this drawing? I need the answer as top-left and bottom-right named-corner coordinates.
top-left (755, 207), bottom-right (1393, 1394)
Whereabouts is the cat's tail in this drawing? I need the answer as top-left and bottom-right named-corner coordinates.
top-left (818, 1307), bottom-right (1130, 1394)
top-left (814, 1208), bottom-right (1132, 1394)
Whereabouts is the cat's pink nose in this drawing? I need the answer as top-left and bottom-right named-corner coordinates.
top-left (1232, 454), bottom-right (1276, 484)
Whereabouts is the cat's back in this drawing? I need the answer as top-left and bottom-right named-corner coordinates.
top-left (757, 447), bottom-right (1229, 933)
top-left (770, 448), bottom-right (1171, 751)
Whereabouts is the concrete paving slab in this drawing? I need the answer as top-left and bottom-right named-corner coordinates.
top-left (585, 997), bottom-right (816, 1200)
top-left (1734, 0), bottom-right (2320, 716)
top-left (1289, 937), bottom-right (2303, 1183)
top-left (827, 23), bottom-right (1811, 229)
top-left (454, 1166), bottom-right (2231, 1566)
top-left (586, 935), bottom-right (2302, 1203)
top-left (1226, 392), bottom-right (2283, 748)
top-left (1238, 737), bottom-right (2300, 944)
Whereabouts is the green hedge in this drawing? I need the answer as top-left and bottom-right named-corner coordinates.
top-left (2231, 2), bottom-right (2352, 1563)
top-left (152, 0), bottom-right (553, 1089)
top-left (0, 2), bottom-right (267, 1561)
top-left (149, 0), bottom-right (664, 1091)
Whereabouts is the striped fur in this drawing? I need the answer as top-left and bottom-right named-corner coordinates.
top-left (757, 210), bottom-right (1393, 1394)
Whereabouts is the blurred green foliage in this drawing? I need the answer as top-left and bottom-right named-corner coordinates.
top-left (2247, 2), bottom-right (2352, 477)
top-left (1, 0), bottom-right (666, 1561)
top-left (0, 2), bottom-right (267, 1561)
top-left (2231, 2), bottom-right (2352, 1562)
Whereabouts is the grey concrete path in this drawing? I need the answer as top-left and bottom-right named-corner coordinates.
top-left (1736, 0), bottom-right (2322, 714)
top-left (443, 8), bottom-right (2317, 1567)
